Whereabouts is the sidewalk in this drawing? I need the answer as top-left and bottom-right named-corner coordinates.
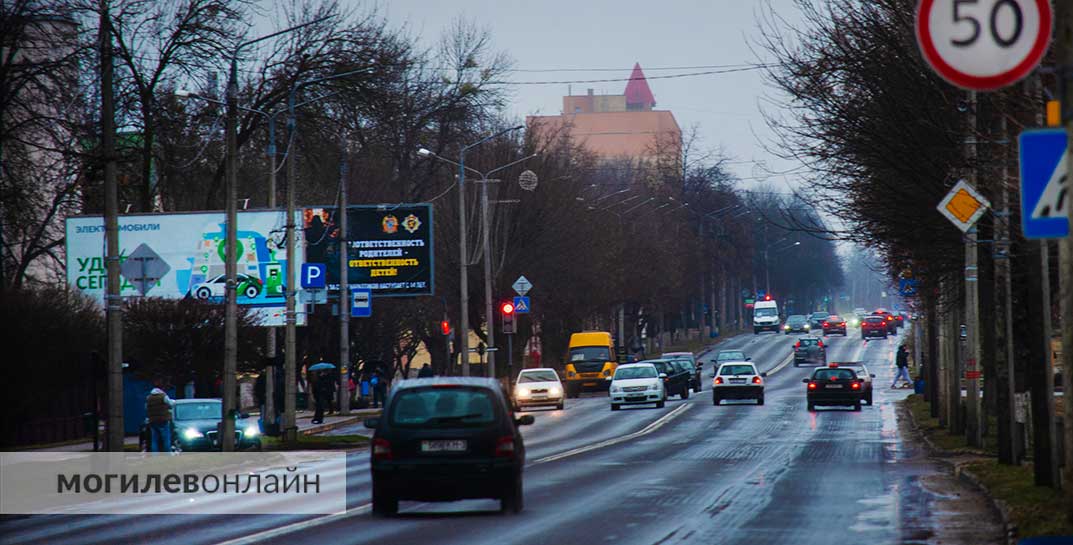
top-left (17, 408), bottom-right (382, 452)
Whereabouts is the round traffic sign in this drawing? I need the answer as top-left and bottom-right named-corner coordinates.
top-left (915, 0), bottom-right (1052, 91)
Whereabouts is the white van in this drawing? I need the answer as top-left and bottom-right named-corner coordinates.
top-left (753, 299), bottom-right (780, 334)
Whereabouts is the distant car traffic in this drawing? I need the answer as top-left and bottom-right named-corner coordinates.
top-left (861, 316), bottom-right (888, 339)
top-left (839, 362), bottom-right (876, 405)
top-left (711, 362), bottom-right (766, 405)
top-left (804, 364), bottom-right (865, 411)
top-left (662, 352), bottom-right (702, 393)
top-left (609, 363), bottom-right (666, 410)
top-left (783, 315), bottom-right (810, 334)
top-left (822, 315), bottom-right (847, 336)
top-left (141, 399), bottom-right (261, 452)
top-left (644, 359), bottom-right (692, 400)
top-left (512, 368), bottom-right (564, 411)
top-left (793, 336), bottom-right (827, 366)
top-left (365, 377), bottom-right (534, 516)
top-left (190, 273), bottom-right (263, 300)
top-left (807, 311), bottom-right (830, 331)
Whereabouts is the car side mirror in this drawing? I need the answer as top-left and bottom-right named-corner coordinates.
top-left (871, 374), bottom-right (876, 378)
top-left (515, 415), bottom-right (535, 426)
top-left (746, 357), bottom-right (752, 361)
top-left (760, 372), bottom-right (768, 378)
top-left (659, 373), bottom-right (668, 379)
top-left (801, 378), bottom-right (810, 383)
top-left (363, 417), bottom-right (380, 429)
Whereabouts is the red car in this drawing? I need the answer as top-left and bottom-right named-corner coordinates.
top-left (860, 316), bottom-right (888, 339)
top-left (822, 315), bottom-right (847, 336)
top-left (871, 309), bottom-right (897, 335)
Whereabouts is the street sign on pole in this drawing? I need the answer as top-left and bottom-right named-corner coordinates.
top-left (512, 275), bottom-right (532, 296)
top-left (915, 0), bottom-right (1053, 91)
top-left (1018, 129), bottom-right (1070, 239)
top-left (512, 296), bottom-right (530, 314)
top-left (300, 263), bottom-right (326, 289)
top-left (937, 179), bottom-right (991, 232)
top-left (351, 288), bottom-right (371, 318)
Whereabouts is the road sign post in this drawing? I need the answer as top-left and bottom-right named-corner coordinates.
top-left (351, 288), bottom-right (372, 318)
top-left (915, 0), bottom-right (1053, 91)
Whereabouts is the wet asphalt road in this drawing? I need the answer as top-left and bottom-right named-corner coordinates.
top-left (0, 328), bottom-right (1004, 545)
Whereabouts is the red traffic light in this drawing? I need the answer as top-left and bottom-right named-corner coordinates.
top-left (501, 302), bottom-right (515, 315)
top-left (440, 320), bottom-right (450, 336)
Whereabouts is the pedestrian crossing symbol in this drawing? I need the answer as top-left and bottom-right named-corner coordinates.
top-left (1019, 129), bottom-right (1070, 239)
top-left (513, 296), bottom-right (530, 314)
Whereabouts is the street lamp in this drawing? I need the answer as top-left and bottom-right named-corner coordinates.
top-left (417, 135), bottom-right (533, 378)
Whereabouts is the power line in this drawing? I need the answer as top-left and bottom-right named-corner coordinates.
top-left (484, 66), bottom-right (764, 86)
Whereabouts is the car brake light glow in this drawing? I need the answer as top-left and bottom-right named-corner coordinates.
top-left (817, 340), bottom-right (824, 348)
top-left (828, 362), bottom-right (838, 368)
top-left (794, 341), bottom-right (801, 348)
top-left (887, 316), bottom-right (893, 321)
top-left (823, 322), bottom-right (829, 327)
top-left (714, 377), bottom-right (724, 384)
top-left (851, 381), bottom-right (861, 390)
top-left (752, 376), bottom-right (762, 384)
top-left (373, 438), bottom-right (392, 461)
top-left (495, 436), bottom-right (516, 458)
top-left (807, 382), bottom-right (817, 390)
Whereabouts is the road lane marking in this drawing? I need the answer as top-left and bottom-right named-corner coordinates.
top-left (214, 503), bottom-right (372, 545)
top-left (763, 351), bottom-right (794, 377)
top-left (530, 402), bottom-right (692, 464)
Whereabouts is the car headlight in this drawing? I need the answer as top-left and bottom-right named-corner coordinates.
top-left (549, 386), bottom-right (563, 397)
top-left (611, 386), bottom-right (622, 393)
top-left (648, 383), bottom-right (661, 391)
top-left (515, 387), bottom-right (530, 398)
top-left (803, 324), bottom-right (810, 329)
top-left (783, 325), bottom-right (790, 330)
top-left (243, 425), bottom-right (260, 438)
top-left (182, 428), bottom-right (203, 440)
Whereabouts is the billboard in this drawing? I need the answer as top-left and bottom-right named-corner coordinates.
top-left (304, 204), bottom-right (433, 297)
top-left (65, 211), bottom-right (306, 326)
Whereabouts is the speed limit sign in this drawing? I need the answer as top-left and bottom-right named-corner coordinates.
top-left (916, 0), bottom-right (1052, 90)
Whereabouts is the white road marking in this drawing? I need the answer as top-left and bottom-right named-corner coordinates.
top-left (531, 402), bottom-right (692, 464)
top-left (214, 503), bottom-right (372, 545)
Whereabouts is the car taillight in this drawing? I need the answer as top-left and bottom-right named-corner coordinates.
top-left (817, 341), bottom-right (824, 348)
top-left (807, 382), bottom-right (817, 390)
top-left (714, 377), bottom-right (724, 384)
top-left (823, 322), bottom-right (829, 327)
top-left (752, 376), bottom-right (762, 384)
top-left (495, 436), bottom-right (516, 458)
top-left (794, 342), bottom-right (801, 348)
top-left (372, 438), bottom-right (392, 461)
top-left (840, 322), bottom-right (845, 326)
top-left (851, 381), bottom-right (861, 390)
top-left (887, 316), bottom-right (893, 321)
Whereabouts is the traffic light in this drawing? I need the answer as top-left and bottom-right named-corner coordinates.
top-left (501, 302), bottom-right (516, 334)
top-left (440, 320), bottom-right (451, 336)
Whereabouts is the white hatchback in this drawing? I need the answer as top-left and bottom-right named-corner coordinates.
top-left (513, 368), bottom-right (565, 411)
top-left (712, 362), bottom-right (766, 405)
top-left (609, 363), bottom-right (666, 410)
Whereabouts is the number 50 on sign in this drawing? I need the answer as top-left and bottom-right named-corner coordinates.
top-left (916, 0), bottom-right (1052, 91)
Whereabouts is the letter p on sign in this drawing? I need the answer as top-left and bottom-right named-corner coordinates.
top-left (301, 263), bottom-right (326, 289)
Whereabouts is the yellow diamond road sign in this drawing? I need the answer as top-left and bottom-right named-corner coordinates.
top-left (937, 179), bottom-right (990, 233)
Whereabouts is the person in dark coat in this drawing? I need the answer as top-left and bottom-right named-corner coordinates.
top-left (892, 344), bottom-right (911, 388)
top-left (417, 364), bottom-right (434, 378)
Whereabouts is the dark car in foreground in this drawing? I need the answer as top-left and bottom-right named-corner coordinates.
top-left (643, 359), bottom-right (692, 399)
top-left (365, 377), bottom-right (534, 516)
top-left (662, 352), bottom-right (702, 393)
top-left (804, 364), bottom-right (865, 411)
top-left (141, 398), bottom-right (261, 452)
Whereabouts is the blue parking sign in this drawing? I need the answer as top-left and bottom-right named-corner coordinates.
top-left (1019, 129), bottom-right (1070, 239)
top-left (301, 263), bottom-right (326, 289)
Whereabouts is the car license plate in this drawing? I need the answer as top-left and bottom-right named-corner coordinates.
top-left (421, 440), bottom-right (467, 453)
top-left (729, 378), bottom-right (746, 384)
top-left (826, 384), bottom-right (843, 389)
top-left (583, 382), bottom-right (596, 387)
top-left (531, 394), bottom-right (547, 399)
top-left (626, 395), bottom-right (646, 402)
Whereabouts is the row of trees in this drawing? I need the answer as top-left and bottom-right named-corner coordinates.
top-left (1, 0), bottom-right (846, 423)
top-left (758, 0), bottom-right (1071, 509)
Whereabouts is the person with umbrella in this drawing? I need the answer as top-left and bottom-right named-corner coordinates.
top-left (308, 362), bottom-right (336, 424)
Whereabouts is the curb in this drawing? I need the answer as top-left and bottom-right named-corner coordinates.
top-left (898, 399), bottom-right (1015, 544)
top-left (297, 410), bottom-right (381, 436)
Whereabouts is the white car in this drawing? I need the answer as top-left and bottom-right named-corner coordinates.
top-left (609, 363), bottom-right (666, 411)
top-left (190, 273), bottom-right (262, 299)
top-left (712, 361), bottom-right (766, 405)
top-left (513, 368), bottom-right (565, 411)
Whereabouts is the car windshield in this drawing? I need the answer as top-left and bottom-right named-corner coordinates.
top-left (864, 317), bottom-right (885, 323)
top-left (754, 308), bottom-right (777, 317)
top-left (388, 387), bottom-right (497, 427)
top-left (646, 361), bottom-right (673, 374)
top-left (174, 402), bottom-right (221, 421)
top-left (810, 312), bottom-right (828, 319)
top-left (664, 354), bottom-right (695, 363)
top-left (787, 315), bottom-right (806, 324)
top-left (798, 338), bottom-right (819, 346)
top-left (614, 366), bottom-right (657, 380)
top-left (828, 316), bottom-right (842, 322)
top-left (569, 346), bottom-right (610, 362)
top-left (813, 369), bottom-right (857, 380)
top-left (717, 351), bottom-right (746, 361)
top-left (518, 370), bottom-right (558, 383)
top-left (719, 365), bottom-right (755, 376)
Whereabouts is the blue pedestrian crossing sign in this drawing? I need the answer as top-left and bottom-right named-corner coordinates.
top-left (1019, 129), bottom-right (1070, 239)
top-left (512, 296), bottom-right (530, 314)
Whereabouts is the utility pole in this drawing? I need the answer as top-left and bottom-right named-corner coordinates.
top-left (995, 109), bottom-right (1017, 464)
top-left (283, 96), bottom-right (299, 443)
top-left (480, 178), bottom-right (496, 377)
top-left (264, 118), bottom-right (278, 435)
top-left (99, 0), bottom-right (124, 452)
top-left (338, 134), bottom-right (350, 414)
top-left (965, 91), bottom-right (982, 447)
top-left (220, 48), bottom-right (240, 452)
top-left (458, 151), bottom-right (471, 377)
top-left (1055, 0), bottom-right (1073, 514)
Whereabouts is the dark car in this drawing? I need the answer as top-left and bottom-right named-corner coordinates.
top-left (840, 362), bottom-right (876, 405)
top-left (662, 352), bottom-right (702, 393)
top-left (822, 315), bottom-right (847, 336)
top-left (365, 377), bottom-right (534, 516)
top-left (803, 364), bottom-right (865, 411)
top-left (807, 311), bottom-right (830, 331)
top-left (783, 314), bottom-right (810, 334)
top-left (893, 311), bottom-right (906, 329)
top-left (141, 399), bottom-right (262, 452)
top-left (643, 359), bottom-right (692, 399)
top-left (793, 336), bottom-right (827, 366)
top-left (861, 316), bottom-right (888, 339)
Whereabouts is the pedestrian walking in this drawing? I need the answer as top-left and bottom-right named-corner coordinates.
top-left (348, 373), bottom-right (357, 406)
top-left (417, 363), bottom-right (434, 378)
top-left (146, 386), bottom-right (175, 452)
top-left (371, 371), bottom-right (385, 408)
top-left (312, 371), bottom-right (335, 424)
top-left (892, 344), bottom-right (911, 388)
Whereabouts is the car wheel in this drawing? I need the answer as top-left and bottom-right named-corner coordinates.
top-left (866, 392), bottom-right (873, 405)
top-left (371, 484), bottom-right (398, 517)
top-left (853, 402), bottom-right (862, 412)
top-left (244, 284), bottom-right (259, 298)
top-left (611, 403), bottom-right (620, 411)
top-left (712, 394), bottom-right (720, 405)
top-left (757, 395), bottom-right (764, 406)
top-left (807, 401), bottom-right (815, 412)
top-left (500, 474), bottom-right (523, 514)
top-left (195, 287), bottom-right (211, 300)
top-left (656, 399), bottom-right (665, 409)
top-left (754, 328), bottom-right (760, 335)
top-left (681, 386), bottom-right (690, 400)
top-left (556, 402), bottom-right (564, 411)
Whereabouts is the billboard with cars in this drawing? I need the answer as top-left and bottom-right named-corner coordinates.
top-left (65, 210), bottom-right (306, 326)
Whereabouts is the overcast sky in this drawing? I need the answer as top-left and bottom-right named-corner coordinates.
top-left (371, 0), bottom-right (805, 186)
